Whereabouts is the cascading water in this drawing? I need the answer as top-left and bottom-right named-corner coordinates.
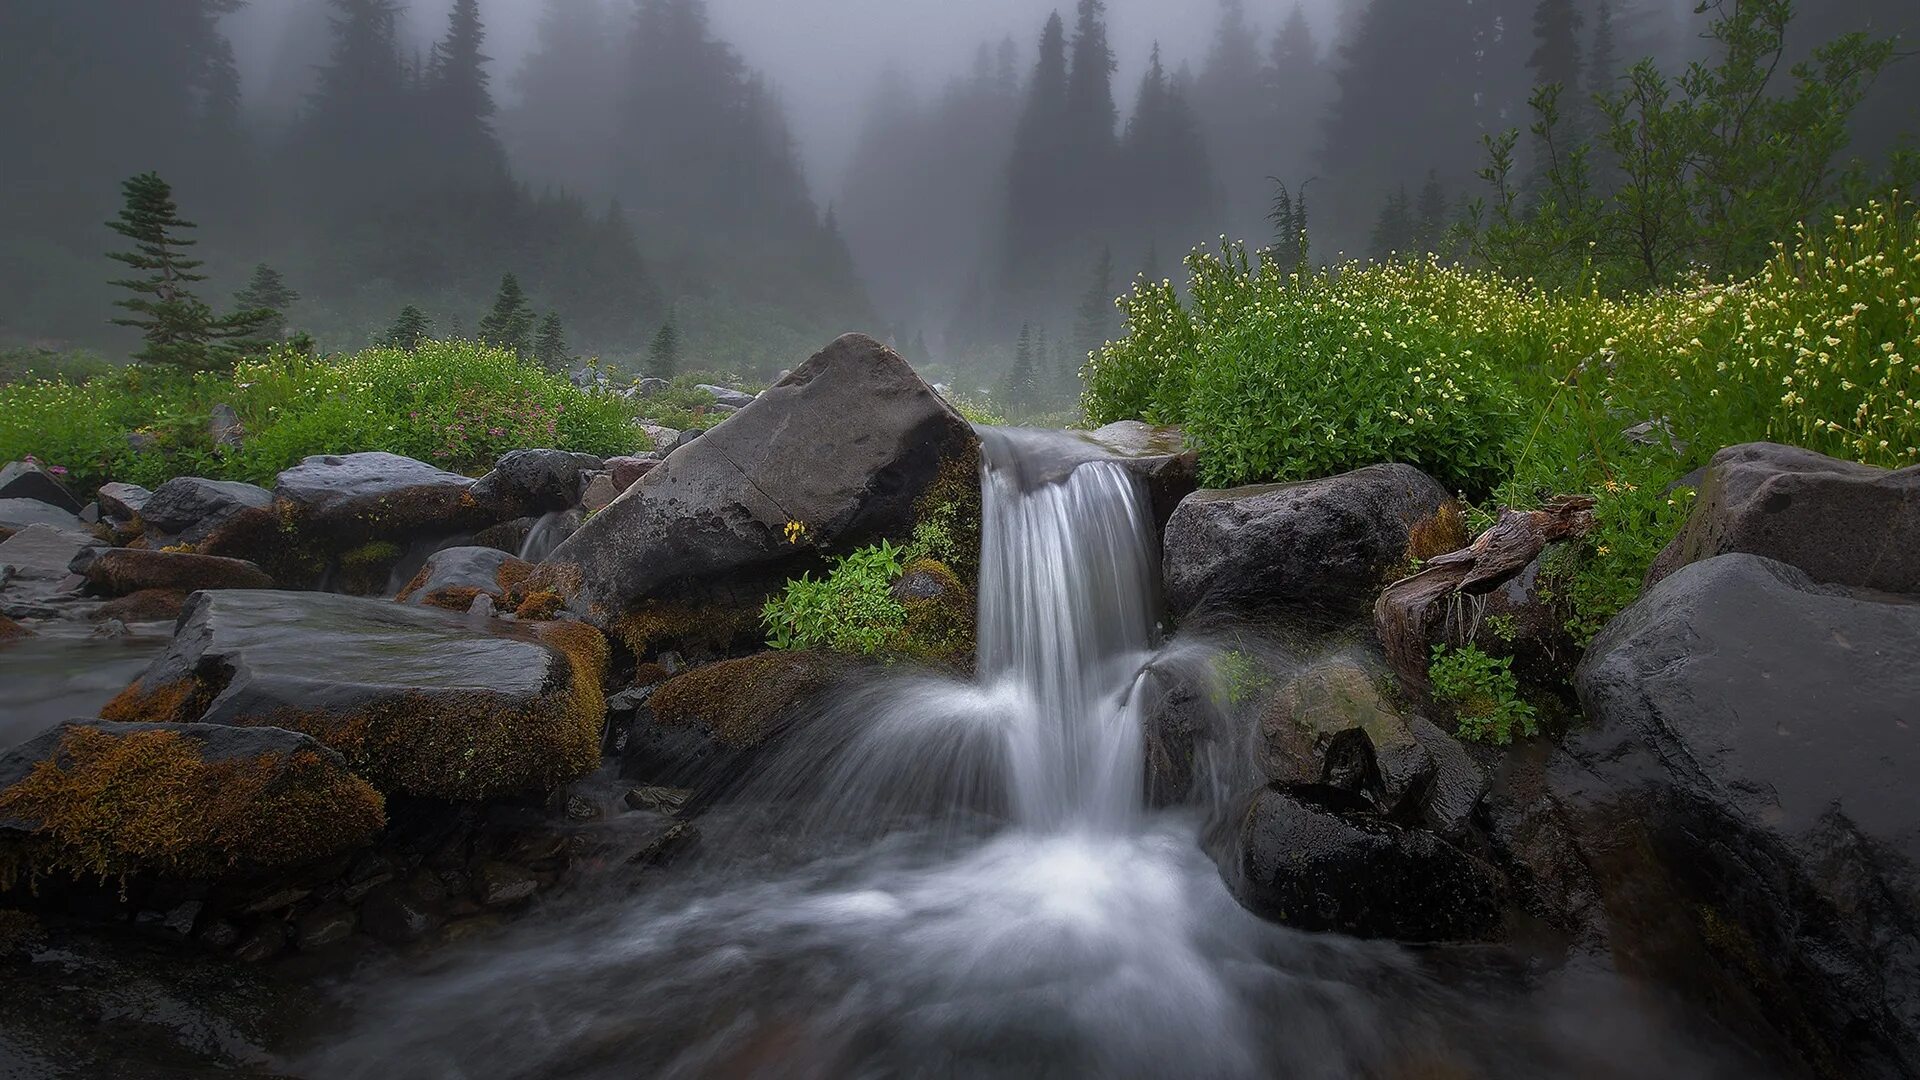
top-left (300, 430), bottom-right (1767, 1080)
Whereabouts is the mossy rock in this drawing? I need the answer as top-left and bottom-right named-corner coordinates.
top-left (625, 651), bottom-right (849, 788)
top-left (0, 719), bottom-right (384, 887)
top-left (890, 557), bottom-right (975, 666)
top-left (101, 591), bottom-right (607, 802)
top-left (0, 614), bottom-right (33, 643)
top-left (1259, 656), bottom-right (1434, 814)
top-left (82, 548), bottom-right (274, 597)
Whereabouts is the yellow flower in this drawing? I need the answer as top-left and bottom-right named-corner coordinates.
top-left (783, 520), bottom-right (810, 545)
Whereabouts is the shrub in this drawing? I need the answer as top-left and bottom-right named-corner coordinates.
top-left (762, 540), bottom-right (908, 655)
top-left (1429, 643), bottom-right (1538, 745)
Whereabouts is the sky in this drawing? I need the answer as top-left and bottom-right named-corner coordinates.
top-left (226, 0), bottom-right (1348, 197)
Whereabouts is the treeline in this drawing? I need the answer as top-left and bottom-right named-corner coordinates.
top-left (0, 0), bottom-right (870, 372)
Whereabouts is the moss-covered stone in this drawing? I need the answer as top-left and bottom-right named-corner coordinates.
top-left (610, 600), bottom-right (756, 661)
top-left (0, 720), bottom-right (384, 887)
top-left (646, 651), bottom-right (845, 751)
top-left (0, 615), bottom-right (31, 643)
top-left (91, 589), bottom-right (190, 624)
top-left (891, 557), bottom-right (975, 665)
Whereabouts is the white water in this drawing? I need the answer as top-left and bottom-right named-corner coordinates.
top-left (299, 429), bottom-right (1766, 1079)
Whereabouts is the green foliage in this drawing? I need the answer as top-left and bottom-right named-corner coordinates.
top-left (383, 306), bottom-right (433, 350)
top-left (105, 172), bottom-right (271, 372)
top-left (618, 371), bottom-right (755, 432)
top-left (1429, 643), bottom-right (1538, 746)
top-left (943, 390), bottom-right (1008, 428)
top-left (648, 321), bottom-right (682, 378)
top-left (1212, 649), bottom-right (1272, 708)
top-left (0, 348), bottom-right (114, 386)
top-left (477, 274), bottom-right (536, 358)
top-left (762, 540), bottom-right (908, 655)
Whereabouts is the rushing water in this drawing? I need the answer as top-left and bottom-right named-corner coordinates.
top-left (298, 429), bottom-right (1770, 1079)
top-left (0, 622), bottom-right (170, 751)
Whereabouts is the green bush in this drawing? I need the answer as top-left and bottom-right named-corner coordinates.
top-left (762, 540), bottom-right (908, 655)
top-left (1429, 643), bottom-right (1538, 745)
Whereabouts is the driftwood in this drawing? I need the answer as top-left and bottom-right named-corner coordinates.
top-left (1375, 496), bottom-right (1597, 690)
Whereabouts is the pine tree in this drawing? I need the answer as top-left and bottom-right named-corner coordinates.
top-left (233, 264), bottom-right (299, 342)
top-left (1194, 0), bottom-right (1271, 240)
top-left (427, 0), bottom-right (504, 177)
top-left (1529, 0), bottom-right (1586, 95)
top-left (534, 312), bottom-right (568, 370)
top-left (1412, 171), bottom-right (1449, 256)
top-left (384, 305), bottom-right (433, 350)
top-left (1071, 247), bottom-right (1115, 393)
top-left (1124, 46), bottom-right (1219, 263)
top-left (648, 320), bottom-right (682, 378)
top-left (478, 273), bottom-right (535, 356)
top-left (105, 172), bottom-right (268, 371)
top-left (1369, 186), bottom-right (1415, 257)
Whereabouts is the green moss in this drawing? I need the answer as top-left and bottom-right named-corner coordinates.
top-left (648, 651), bottom-right (844, 750)
top-left (893, 558), bottom-right (974, 665)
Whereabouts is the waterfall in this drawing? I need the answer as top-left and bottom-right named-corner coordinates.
top-left (518, 509), bottom-right (581, 563)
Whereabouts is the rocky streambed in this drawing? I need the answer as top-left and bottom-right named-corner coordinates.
top-left (1, 335), bottom-right (1917, 1078)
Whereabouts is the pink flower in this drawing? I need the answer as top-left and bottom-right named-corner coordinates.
top-left (47, 465), bottom-right (67, 476)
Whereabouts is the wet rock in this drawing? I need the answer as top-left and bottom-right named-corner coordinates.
top-left (1409, 717), bottom-right (1486, 840)
top-left (359, 881), bottom-right (440, 945)
top-left (1220, 785), bottom-right (1505, 942)
top-left (0, 461), bottom-right (83, 514)
top-left (467, 594), bottom-right (495, 618)
top-left (1164, 465), bottom-right (1451, 626)
top-left (0, 523), bottom-right (105, 580)
top-left (231, 920), bottom-right (287, 963)
top-left (623, 786), bottom-right (691, 816)
top-left (545, 334), bottom-right (978, 629)
top-left (471, 449), bottom-right (605, 519)
top-left (100, 590), bottom-right (608, 801)
top-left (1647, 442), bottom-right (1920, 595)
top-left (0, 614), bottom-right (33, 642)
top-left (90, 618), bottom-right (129, 639)
top-left (625, 651), bottom-right (848, 791)
top-left (0, 498), bottom-right (88, 536)
top-left (96, 482), bottom-right (152, 523)
top-left (393, 546), bottom-right (530, 611)
top-left (697, 383), bottom-right (757, 410)
top-left (92, 588), bottom-right (190, 624)
top-left (473, 861), bottom-right (539, 908)
top-left (162, 900), bottom-right (202, 938)
top-left (1559, 553), bottom-right (1920, 1076)
top-left (628, 821), bottom-right (699, 868)
top-left (976, 422), bottom-right (1199, 531)
top-left (1137, 666), bottom-right (1214, 809)
top-left (209, 403), bottom-right (244, 450)
top-left (580, 472), bottom-right (622, 513)
top-left (635, 422), bottom-right (680, 453)
top-left (605, 455), bottom-right (659, 492)
top-left (0, 719), bottom-right (383, 882)
top-left (275, 451), bottom-right (494, 545)
top-left (82, 548), bottom-right (274, 597)
top-left (294, 903), bottom-right (357, 950)
top-left (139, 477), bottom-right (274, 547)
top-left (1259, 656), bottom-right (1433, 814)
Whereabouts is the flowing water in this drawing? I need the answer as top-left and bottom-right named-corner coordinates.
top-left (0, 621), bottom-right (170, 752)
top-left (297, 429), bottom-right (1769, 1079)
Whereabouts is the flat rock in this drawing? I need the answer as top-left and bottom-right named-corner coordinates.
top-left (1648, 442), bottom-right (1920, 594)
top-left (0, 523), bottom-right (105, 580)
top-left (83, 548), bottom-right (274, 597)
top-left (0, 498), bottom-right (87, 535)
top-left (1164, 464), bottom-right (1451, 626)
top-left (0, 461), bottom-right (83, 513)
top-left (976, 422), bottom-right (1198, 529)
top-left (139, 477), bottom-right (273, 547)
top-left (395, 546), bottom-right (529, 610)
top-left (275, 452), bottom-right (493, 543)
top-left (696, 384), bottom-right (757, 409)
top-left (101, 590), bottom-right (606, 800)
top-left (471, 449), bottom-right (605, 519)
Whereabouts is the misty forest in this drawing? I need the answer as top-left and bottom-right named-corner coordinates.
top-left (1, 0), bottom-right (1918, 1076)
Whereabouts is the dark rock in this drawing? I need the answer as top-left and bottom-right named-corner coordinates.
top-left (1562, 553), bottom-right (1920, 1077)
top-left (634, 377), bottom-right (670, 398)
top-left (545, 334), bottom-right (978, 625)
top-left (197, 919), bottom-right (241, 950)
top-left (625, 651), bottom-right (848, 792)
top-left (1408, 717), bottom-right (1486, 839)
top-left (1219, 785), bottom-right (1505, 942)
top-left (696, 383), bottom-right (757, 409)
top-left (1648, 442), bottom-right (1920, 594)
top-left (473, 861), bottom-right (539, 907)
top-left (0, 523), bottom-right (106, 580)
top-left (628, 821), bottom-right (699, 867)
top-left (0, 498), bottom-right (87, 535)
top-left (623, 786), bottom-right (691, 815)
top-left (0, 719), bottom-right (383, 882)
top-left (90, 618), bottom-right (129, 639)
top-left (92, 588), bottom-right (189, 624)
top-left (393, 545), bottom-right (529, 610)
top-left (471, 449), bottom-right (605, 519)
top-left (139, 477), bottom-right (273, 547)
top-left (161, 900), bottom-right (202, 938)
top-left (0, 461), bottom-right (84, 513)
top-left (294, 903), bottom-right (357, 950)
top-left (99, 590), bottom-right (607, 800)
top-left (83, 548), bottom-right (274, 597)
top-left (0, 613), bottom-right (34, 642)
top-left (230, 920), bottom-right (287, 963)
top-left (1164, 464), bottom-right (1451, 626)
top-left (209, 403), bottom-right (243, 451)
top-left (1258, 656), bottom-right (1433, 814)
top-left (360, 881), bottom-right (440, 945)
top-left (275, 452), bottom-right (494, 544)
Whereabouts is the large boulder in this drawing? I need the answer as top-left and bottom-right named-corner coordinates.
top-left (95, 482), bottom-right (152, 524)
top-left (1164, 464), bottom-right (1451, 625)
top-left (1258, 656), bottom-right (1433, 815)
top-left (0, 523), bottom-right (103, 580)
top-left (1561, 554), bottom-right (1920, 1077)
top-left (275, 452), bottom-right (494, 544)
top-left (394, 546), bottom-right (530, 611)
top-left (623, 651), bottom-right (847, 793)
top-left (470, 449), bottom-right (605, 520)
top-left (1648, 442), bottom-right (1920, 594)
top-left (0, 461), bottom-right (83, 514)
top-left (139, 477), bottom-right (273, 548)
top-left (0, 719), bottom-right (383, 883)
top-left (543, 334), bottom-right (979, 640)
top-left (0, 499), bottom-right (87, 536)
top-left (83, 548), bottom-right (274, 597)
top-left (1216, 785), bottom-right (1505, 942)
top-left (100, 591), bottom-right (607, 801)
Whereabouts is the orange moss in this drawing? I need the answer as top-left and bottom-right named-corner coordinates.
top-left (514, 590), bottom-right (564, 620)
top-left (648, 651), bottom-right (844, 750)
top-left (393, 562), bottom-right (434, 604)
top-left (0, 726), bottom-right (384, 886)
top-left (611, 601), bottom-right (754, 660)
top-left (0, 615), bottom-right (31, 643)
top-left (92, 589), bottom-right (189, 624)
top-left (99, 678), bottom-right (207, 725)
top-left (1406, 500), bottom-right (1470, 564)
top-left (495, 559), bottom-right (533, 595)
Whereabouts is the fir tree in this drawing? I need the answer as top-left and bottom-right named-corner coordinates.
top-left (1369, 186), bottom-right (1415, 257)
top-left (1071, 247), bottom-right (1115, 393)
top-left (1266, 177), bottom-right (1313, 268)
top-left (1529, 0), bottom-right (1586, 96)
top-left (233, 264), bottom-right (299, 341)
top-left (478, 273), bottom-right (535, 356)
top-left (384, 305), bottom-right (433, 350)
top-left (534, 312), bottom-right (569, 370)
top-left (648, 320), bottom-right (682, 378)
top-left (427, 0), bottom-right (503, 176)
top-left (105, 172), bottom-right (268, 371)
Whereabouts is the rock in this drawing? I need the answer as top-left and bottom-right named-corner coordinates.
top-left (0, 614), bottom-right (33, 642)
top-left (294, 904), bottom-right (357, 950)
top-left (634, 423), bottom-right (680, 453)
top-left (473, 861), bottom-right (539, 908)
top-left (92, 588), bottom-right (189, 624)
top-left (139, 477), bottom-right (273, 547)
top-left (605, 455), bottom-right (659, 492)
top-left (1218, 785), bottom-right (1505, 942)
top-left (393, 546), bottom-right (530, 611)
top-left (91, 618), bottom-right (129, 639)
top-left (96, 483), bottom-right (153, 523)
top-left (360, 881), bottom-right (439, 945)
top-left (0, 719), bottom-right (384, 882)
top-left (634, 377), bottom-right (670, 398)
top-left (623, 786), bottom-right (691, 816)
top-left (209, 403), bottom-right (243, 450)
top-left (625, 651), bottom-right (848, 791)
top-left (82, 548), bottom-right (274, 597)
top-left (1408, 717), bottom-right (1486, 839)
top-left (545, 334), bottom-right (978, 631)
top-left (1164, 464), bottom-right (1451, 626)
top-left (100, 590), bottom-right (608, 801)
top-left (666, 429), bottom-right (703, 453)
top-left (161, 900), bottom-right (202, 938)
top-left (975, 422), bottom-right (1199, 530)
top-left (0, 461), bottom-right (83, 514)
top-left (467, 594), bottom-right (496, 618)
top-left (580, 472), bottom-right (622, 513)
top-left (1258, 656), bottom-right (1433, 814)
top-left (628, 821), bottom-right (699, 867)
top-left (0, 498), bottom-right (87, 536)
top-left (696, 383), bottom-right (757, 409)
top-left (1559, 553), bottom-right (1920, 1076)
top-left (0, 523), bottom-right (104, 580)
top-left (470, 449), bottom-right (606, 519)
top-left (1648, 442), bottom-right (1920, 595)
top-left (275, 452), bottom-right (493, 544)
top-left (230, 921), bottom-right (287, 963)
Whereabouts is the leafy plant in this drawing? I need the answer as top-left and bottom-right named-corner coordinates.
top-left (761, 540), bottom-right (908, 655)
top-left (1429, 643), bottom-right (1538, 746)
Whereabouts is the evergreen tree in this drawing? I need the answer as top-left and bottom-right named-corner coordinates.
top-left (478, 273), bottom-right (535, 356)
top-left (1070, 247), bottom-right (1115, 394)
top-left (1266, 177), bottom-right (1313, 268)
top-left (384, 305), bottom-right (433, 350)
top-left (1529, 0), bottom-right (1586, 95)
top-left (233, 264), bottom-right (299, 342)
top-left (648, 320), bottom-right (682, 378)
top-left (507, 0), bottom-right (617, 199)
top-left (1369, 186), bottom-right (1415, 257)
top-left (1003, 13), bottom-right (1073, 301)
top-left (1412, 171), bottom-right (1450, 256)
top-left (301, 0), bottom-right (407, 204)
top-left (1194, 0), bottom-right (1271, 241)
top-left (426, 0), bottom-right (504, 178)
top-left (105, 172), bottom-right (268, 371)
top-left (1124, 46), bottom-right (1219, 262)
top-left (533, 312), bottom-right (568, 370)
